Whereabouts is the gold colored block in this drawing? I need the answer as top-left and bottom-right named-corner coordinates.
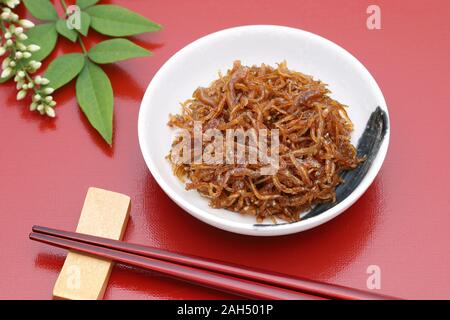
top-left (53, 187), bottom-right (130, 300)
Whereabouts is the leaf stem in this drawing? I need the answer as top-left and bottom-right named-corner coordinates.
top-left (59, 0), bottom-right (88, 55)
top-left (78, 38), bottom-right (88, 54)
top-left (59, 0), bottom-right (68, 11)
top-left (0, 20), bottom-right (7, 33)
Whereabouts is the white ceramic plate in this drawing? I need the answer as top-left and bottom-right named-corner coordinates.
top-left (138, 25), bottom-right (390, 236)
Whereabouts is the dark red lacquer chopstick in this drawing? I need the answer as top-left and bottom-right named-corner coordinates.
top-left (29, 230), bottom-right (320, 300)
top-left (31, 225), bottom-right (397, 300)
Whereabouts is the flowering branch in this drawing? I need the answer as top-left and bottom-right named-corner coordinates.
top-left (1, 0), bottom-right (160, 146)
top-left (0, 0), bottom-right (56, 117)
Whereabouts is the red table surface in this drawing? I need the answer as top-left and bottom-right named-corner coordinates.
top-left (1, 0), bottom-right (449, 300)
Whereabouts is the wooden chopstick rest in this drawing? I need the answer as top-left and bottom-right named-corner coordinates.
top-left (53, 187), bottom-right (130, 300)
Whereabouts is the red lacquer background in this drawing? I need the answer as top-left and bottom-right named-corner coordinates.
top-left (0, 0), bottom-right (449, 299)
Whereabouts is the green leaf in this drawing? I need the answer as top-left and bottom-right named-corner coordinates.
top-left (76, 0), bottom-right (99, 10)
top-left (77, 11), bottom-right (91, 36)
top-left (44, 53), bottom-right (85, 90)
top-left (23, 0), bottom-right (59, 21)
top-left (85, 5), bottom-right (161, 37)
top-left (88, 39), bottom-right (150, 64)
top-left (56, 19), bottom-right (78, 42)
top-left (23, 23), bottom-right (58, 62)
top-left (76, 60), bottom-right (114, 146)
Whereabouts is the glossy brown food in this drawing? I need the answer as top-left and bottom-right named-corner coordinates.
top-left (167, 61), bottom-right (363, 223)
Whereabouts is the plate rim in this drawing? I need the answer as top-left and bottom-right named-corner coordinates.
top-left (138, 24), bottom-right (390, 236)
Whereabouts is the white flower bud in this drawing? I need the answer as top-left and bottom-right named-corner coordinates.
top-left (30, 61), bottom-right (42, 70)
top-left (9, 60), bottom-right (16, 67)
top-left (17, 70), bottom-right (25, 78)
top-left (43, 87), bottom-right (54, 95)
top-left (11, 13), bottom-right (18, 22)
top-left (0, 47), bottom-right (5, 56)
top-left (5, 39), bottom-right (13, 47)
top-left (34, 76), bottom-right (42, 84)
top-left (1, 67), bottom-right (12, 78)
top-left (33, 94), bottom-right (41, 102)
top-left (4, 32), bottom-right (11, 39)
top-left (19, 19), bottom-right (34, 29)
top-left (16, 80), bottom-right (23, 89)
top-left (16, 89), bottom-right (27, 100)
top-left (40, 77), bottom-right (50, 85)
top-left (2, 57), bottom-right (11, 69)
top-left (6, 0), bottom-right (20, 9)
top-left (0, 12), bottom-right (10, 20)
top-left (15, 51), bottom-right (23, 60)
top-left (45, 106), bottom-right (56, 117)
top-left (45, 95), bottom-right (53, 102)
top-left (37, 104), bottom-right (45, 114)
top-left (16, 43), bottom-right (27, 51)
top-left (49, 100), bottom-right (56, 107)
top-left (14, 27), bottom-right (23, 35)
top-left (2, 7), bottom-right (12, 13)
top-left (27, 82), bottom-right (34, 89)
top-left (27, 44), bottom-right (40, 52)
top-left (23, 52), bottom-right (32, 59)
top-left (18, 33), bottom-right (27, 41)
top-left (30, 102), bottom-right (37, 111)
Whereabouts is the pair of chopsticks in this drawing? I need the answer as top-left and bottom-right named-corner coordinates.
top-left (30, 225), bottom-right (395, 300)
